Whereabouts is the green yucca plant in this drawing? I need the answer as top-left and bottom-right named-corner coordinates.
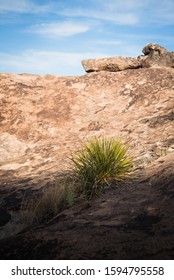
top-left (71, 137), bottom-right (133, 199)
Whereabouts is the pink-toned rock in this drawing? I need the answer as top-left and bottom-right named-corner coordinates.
top-left (0, 68), bottom-right (174, 180)
top-left (0, 66), bottom-right (174, 260)
top-left (82, 56), bottom-right (141, 72)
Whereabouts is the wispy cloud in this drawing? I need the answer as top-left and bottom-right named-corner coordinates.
top-left (95, 0), bottom-right (148, 11)
top-left (0, 50), bottom-right (114, 76)
top-left (60, 8), bottom-right (139, 25)
top-left (59, 0), bottom-right (174, 26)
top-left (152, 0), bottom-right (174, 24)
top-left (28, 21), bottom-right (91, 38)
top-left (0, 0), bottom-right (50, 13)
top-left (0, 0), bottom-right (173, 76)
top-left (1, 0), bottom-right (174, 26)
top-left (57, 0), bottom-right (148, 25)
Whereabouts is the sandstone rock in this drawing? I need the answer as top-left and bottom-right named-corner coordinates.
top-left (0, 68), bottom-right (174, 259)
top-left (82, 56), bottom-right (141, 73)
top-left (138, 43), bottom-right (174, 68)
top-left (0, 68), bottom-right (173, 180)
top-left (142, 43), bottom-right (167, 55)
top-left (82, 43), bottom-right (174, 73)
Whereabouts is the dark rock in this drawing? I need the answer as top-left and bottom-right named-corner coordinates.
top-left (0, 209), bottom-right (11, 227)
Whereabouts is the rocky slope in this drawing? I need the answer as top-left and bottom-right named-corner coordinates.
top-left (0, 64), bottom-right (174, 259)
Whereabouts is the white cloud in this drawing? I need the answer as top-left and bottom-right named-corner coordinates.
top-left (0, 0), bottom-right (50, 13)
top-left (1, 0), bottom-right (174, 26)
top-left (28, 21), bottom-right (91, 38)
top-left (59, 0), bottom-right (174, 26)
top-left (0, 50), bottom-right (114, 76)
top-left (153, 0), bottom-right (174, 24)
top-left (60, 8), bottom-right (139, 25)
top-left (57, 0), bottom-right (148, 25)
top-left (97, 0), bottom-right (148, 11)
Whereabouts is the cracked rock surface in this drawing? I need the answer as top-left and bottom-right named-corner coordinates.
top-left (0, 67), bottom-right (174, 259)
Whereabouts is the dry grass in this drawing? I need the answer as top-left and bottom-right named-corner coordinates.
top-left (20, 137), bottom-right (134, 227)
top-left (20, 174), bottom-right (76, 229)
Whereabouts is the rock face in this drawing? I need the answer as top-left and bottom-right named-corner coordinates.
top-left (0, 66), bottom-right (174, 259)
top-left (0, 68), bottom-right (173, 177)
top-left (82, 43), bottom-right (174, 72)
top-left (82, 56), bottom-right (141, 73)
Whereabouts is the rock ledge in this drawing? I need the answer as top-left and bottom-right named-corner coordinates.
top-left (82, 43), bottom-right (174, 73)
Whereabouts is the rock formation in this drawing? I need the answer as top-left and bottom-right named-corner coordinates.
top-left (82, 43), bottom-right (174, 72)
top-left (0, 44), bottom-right (174, 259)
top-left (82, 56), bottom-right (141, 73)
top-left (142, 43), bottom-right (167, 55)
top-left (138, 43), bottom-right (174, 68)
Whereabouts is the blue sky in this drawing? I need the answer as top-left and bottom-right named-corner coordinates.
top-left (0, 0), bottom-right (174, 76)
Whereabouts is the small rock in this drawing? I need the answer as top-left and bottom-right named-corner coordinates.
top-left (146, 207), bottom-right (159, 217)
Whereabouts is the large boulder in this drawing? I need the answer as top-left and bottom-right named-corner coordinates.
top-left (82, 56), bottom-right (141, 73)
top-left (138, 43), bottom-right (174, 68)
